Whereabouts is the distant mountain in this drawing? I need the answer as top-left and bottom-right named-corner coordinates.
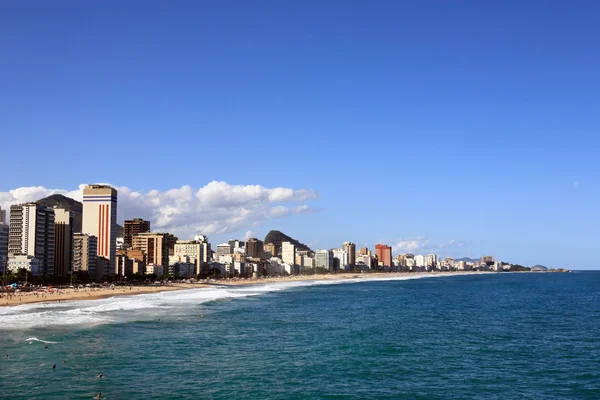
top-left (36, 194), bottom-right (124, 236)
top-left (264, 230), bottom-right (312, 253)
top-left (454, 257), bottom-right (479, 263)
top-left (531, 265), bottom-right (548, 271)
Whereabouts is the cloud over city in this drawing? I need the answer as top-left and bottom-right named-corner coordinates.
top-left (0, 181), bottom-right (317, 238)
top-left (393, 237), bottom-right (469, 256)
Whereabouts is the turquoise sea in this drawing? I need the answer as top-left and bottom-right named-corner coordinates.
top-left (1, 272), bottom-right (599, 399)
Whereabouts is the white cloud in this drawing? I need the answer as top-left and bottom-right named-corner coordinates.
top-left (243, 230), bottom-right (258, 241)
top-left (393, 237), bottom-right (469, 255)
top-left (393, 237), bottom-right (429, 253)
top-left (573, 180), bottom-right (581, 189)
top-left (0, 181), bottom-right (317, 239)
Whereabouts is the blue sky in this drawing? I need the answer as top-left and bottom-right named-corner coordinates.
top-left (1, 1), bottom-right (599, 268)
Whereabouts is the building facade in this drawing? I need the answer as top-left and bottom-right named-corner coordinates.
top-left (8, 255), bottom-right (40, 275)
top-left (173, 240), bottom-right (210, 275)
top-left (123, 218), bottom-right (151, 248)
top-left (375, 244), bottom-right (392, 268)
top-left (53, 208), bottom-right (73, 276)
top-left (82, 185), bottom-right (118, 274)
top-left (132, 232), bottom-right (170, 268)
top-left (333, 249), bottom-right (349, 271)
top-left (264, 243), bottom-right (278, 258)
top-left (0, 223), bottom-right (8, 274)
top-left (315, 249), bottom-right (334, 271)
top-left (281, 242), bottom-right (296, 266)
top-left (343, 242), bottom-right (356, 266)
top-left (73, 233), bottom-right (98, 277)
top-left (9, 203), bottom-right (55, 275)
top-left (246, 238), bottom-right (264, 259)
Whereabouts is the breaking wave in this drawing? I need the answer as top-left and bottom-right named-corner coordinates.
top-left (0, 274), bottom-right (468, 331)
top-left (25, 337), bottom-right (60, 344)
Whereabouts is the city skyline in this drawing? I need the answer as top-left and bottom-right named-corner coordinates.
top-left (0, 183), bottom-right (564, 270)
top-left (2, 3), bottom-right (599, 269)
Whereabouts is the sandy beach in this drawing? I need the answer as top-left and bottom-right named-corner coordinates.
top-left (0, 283), bottom-right (201, 307)
top-left (0, 271), bottom-right (485, 307)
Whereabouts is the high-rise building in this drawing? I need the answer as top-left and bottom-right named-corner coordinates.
top-left (53, 208), bottom-right (74, 276)
top-left (246, 238), bottom-right (264, 259)
top-left (315, 249), bottom-right (334, 271)
top-left (343, 242), bottom-right (356, 266)
top-left (9, 203), bottom-right (55, 275)
top-left (82, 185), bottom-right (118, 274)
top-left (174, 239), bottom-right (210, 275)
top-left (132, 232), bottom-right (170, 268)
top-left (333, 249), bottom-right (349, 270)
top-left (216, 243), bottom-right (232, 258)
top-left (0, 223), bottom-right (8, 275)
top-left (264, 243), bottom-right (279, 258)
top-left (375, 244), bottom-right (392, 268)
top-left (427, 254), bottom-right (438, 269)
top-left (0, 206), bottom-right (6, 224)
top-left (165, 233), bottom-right (178, 256)
top-left (357, 247), bottom-right (372, 257)
top-left (282, 242), bottom-right (296, 265)
top-left (73, 233), bottom-right (98, 276)
top-left (228, 239), bottom-right (245, 254)
top-left (481, 256), bottom-right (495, 265)
top-left (123, 218), bottom-right (150, 248)
top-left (117, 248), bottom-right (146, 276)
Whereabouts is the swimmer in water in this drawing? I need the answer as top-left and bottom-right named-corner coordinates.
top-left (62, 360), bottom-right (66, 364)
top-left (45, 345), bottom-right (48, 350)
top-left (52, 364), bottom-right (56, 369)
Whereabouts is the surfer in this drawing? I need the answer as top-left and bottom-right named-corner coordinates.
top-left (52, 364), bottom-right (56, 369)
top-left (95, 393), bottom-right (102, 399)
top-left (97, 373), bottom-right (103, 378)
top-left (4, 355), bottom-right (8, 359)
top-left (45, 345), bottom-right (48, 350)
top-left (62, 360), bottom-right (66, 364)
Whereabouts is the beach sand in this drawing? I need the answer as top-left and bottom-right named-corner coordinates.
top-left (0, 271), bottom-right (484, 307)
top-left (0, 284), bottom-right (201, 307)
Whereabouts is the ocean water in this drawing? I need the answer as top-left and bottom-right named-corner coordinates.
top-left (1, 272), bottom-right (599, 399)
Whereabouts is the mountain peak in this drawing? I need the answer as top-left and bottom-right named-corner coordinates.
top-left (36, 194), bottom-right (123, 236)
top-left (264, 230), bottom-right (312, 253)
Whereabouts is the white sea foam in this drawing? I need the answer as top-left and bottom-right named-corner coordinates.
top-left (25, 337), bottom-right (60, 344)
top-left (0, 273), bottom-right (474, 331)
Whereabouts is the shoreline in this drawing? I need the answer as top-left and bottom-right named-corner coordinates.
top-left (0, 271), bottom-right (492, 307)
top-left (0, 284), bottom-right (203, 307)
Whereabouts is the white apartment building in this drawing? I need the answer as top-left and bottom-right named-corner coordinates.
top-left (8, 255), bottom-right (40, 275)
top-left (174, 240), bottom-right (210, 275)
top-left (427, 254), bottom-right (438, 269)
top-left (315, 249), bottom-right (333, 271)
top-left (146, 263), bottom-right (164, 276)
top-left (282, 242), bottom-right (296, 265)
top-left (333, 249), bottom-right (349, 270)
top-left (9, 203), bottom-right (55, 275)
top-left (216, 243), bottom-right (232, 257)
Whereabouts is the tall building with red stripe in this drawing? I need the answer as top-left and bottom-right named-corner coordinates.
top-left (82, 185), bottom-right (118, 277)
